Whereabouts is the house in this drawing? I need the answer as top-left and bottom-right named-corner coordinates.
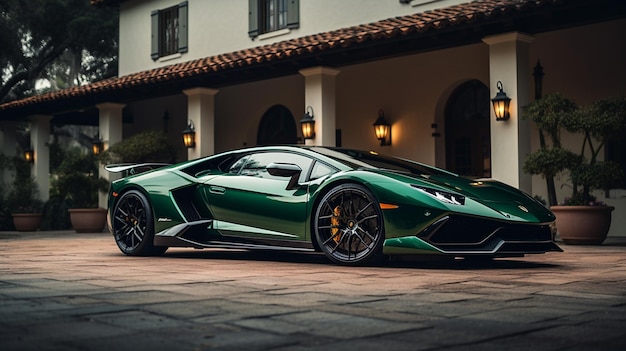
top-left (1, 0), bottom-right (625, 236)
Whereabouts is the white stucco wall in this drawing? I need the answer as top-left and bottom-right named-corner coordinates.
top-left (118, 0), bottom-right (466, 75)
top-left (336, 43), bottom-right (489, 164)
top-left (216, 75), bottom-right (304, 152)
top-left (207, 42), bottom-right (488, 167)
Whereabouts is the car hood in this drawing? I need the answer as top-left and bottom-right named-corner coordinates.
top-left (369, 169), bottom-right (554, 222)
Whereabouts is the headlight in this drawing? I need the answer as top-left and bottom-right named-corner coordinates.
top-left (411, 185), bottom-right (465, 205)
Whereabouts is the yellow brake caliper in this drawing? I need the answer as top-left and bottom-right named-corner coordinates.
top-left (331, 206), bottom-right (342, 243)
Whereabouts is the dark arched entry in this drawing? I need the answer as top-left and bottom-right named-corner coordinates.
top-left (444, 80), bottom-right (491, 178)
top-left (257, 104), bottom-right (298, 145)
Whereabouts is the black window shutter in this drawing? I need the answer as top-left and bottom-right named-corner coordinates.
top-left (248, 0), bottom-right (259, 39)
top-left (177, 1), bottom-right (188, 53)
top-left (151, 10), bottom-right (159, 60)
top-left (286, 0), bottom-right (299, 29)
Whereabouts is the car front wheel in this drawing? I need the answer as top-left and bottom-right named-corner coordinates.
top-left (314, 183), bottom-right (384, 265)
top-left (112, 190), bottom-right (167, 256)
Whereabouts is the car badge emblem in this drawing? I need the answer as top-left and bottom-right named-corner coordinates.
top-left (518, 205), bottom-right (529, 213)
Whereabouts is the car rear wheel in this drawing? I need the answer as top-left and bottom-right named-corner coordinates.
top-left (112, 190), bottom-right (167, 256)
top-left (314, 183), bottom-right (384, 265)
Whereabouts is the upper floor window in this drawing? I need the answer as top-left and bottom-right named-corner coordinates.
top-left (151, 1), bottom-right (188, 60)
top-left (248, 0), bottom-right (299, 39)
top-left (263, 0), bottom-right (287, 33)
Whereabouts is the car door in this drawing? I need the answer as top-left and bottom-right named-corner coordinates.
top-left (201, 151), bottom-right (313, 241)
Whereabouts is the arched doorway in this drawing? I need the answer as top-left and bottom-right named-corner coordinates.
top-left (257, 104), bottom-right (298, 145)
top-left (444, 80), bottom-right (491, 178)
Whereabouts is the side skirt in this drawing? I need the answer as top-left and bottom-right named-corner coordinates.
top-left (153, 220), bottom-right (315, 252)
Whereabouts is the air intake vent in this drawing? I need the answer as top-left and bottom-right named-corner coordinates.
top-left (172, 186), bottom-right (201, 221)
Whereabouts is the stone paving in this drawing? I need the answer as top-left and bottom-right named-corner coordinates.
top-left (0, 230), bottom-right (625, 351)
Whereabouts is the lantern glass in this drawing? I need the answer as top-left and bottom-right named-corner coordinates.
top-left (92, 140), bottom-right (104, 155)
top-left (374, 123), bottom-right (389, 140)
top-left (373, 110), bottom-right (391, 146)
top-left (182, 130), bottom-right (196, 148)
top-left (491, 81), bottom-right (511, 121)
top-left (300, 106), bottom-right (315, 140)
top-left (492, 99), bottom-right (510, 120)
top-left (301, 120), bottom-right (315, 139)
top-left (182, 120), bottom-right (196, 149)
top-left (24, 149), bottom-right (34, 163)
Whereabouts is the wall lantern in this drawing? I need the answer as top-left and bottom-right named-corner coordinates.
top-left (491, 81), bottom-right (511, 121)
top-left (300, 106), bottom-right (315, 140)
top-left (24, 148), bottom-right (34, 163)
top-left (373, 109), bottom-right (391, 146)
top-left (182, 120), bottom-right (196, 148)
top-left (92, 134), bottom-right (104, 155)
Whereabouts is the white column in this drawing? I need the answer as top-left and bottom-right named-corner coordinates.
top-left (0, 120), bottom-right (18, 187)
top-left (483, 32), bottom-right (533, 193)
top-left (183, 88), bottom-right (219, 160)
top-left (299, 67), bottom-right (340, 146)
top-left (29, 115), bottom-right (51, 201)
top-left (97, 102), bottom-right (125, 208)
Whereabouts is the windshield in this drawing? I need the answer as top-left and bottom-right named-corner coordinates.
top-left (310, 147), bottom-right (454, 176)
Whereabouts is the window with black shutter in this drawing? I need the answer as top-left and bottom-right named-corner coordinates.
top-left (249, 0), bottom-right (299, 39)
top-left (151, 1), bottom-right (188, 60)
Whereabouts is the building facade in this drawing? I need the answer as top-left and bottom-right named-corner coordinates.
top-left (1, 0), bottom-right (625, 236)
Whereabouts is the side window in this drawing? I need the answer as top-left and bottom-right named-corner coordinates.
top-left (151, 1), bottom-right (188, 60)
top-left (240, 152), bottom-right (312, 183)
top-left (229, 156), bottom-right (249, 174)
top-left (248, 0), bottom-right (299, 39)
top-left (309, 161), bottom-right (336, 181)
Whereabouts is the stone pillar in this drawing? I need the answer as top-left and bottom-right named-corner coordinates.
top-left (97, 102), bottom-right (125, 208)
top-left (483, 32), bottom-right (534, 193)
top-left (183, 88), bottom-right (219, 160)
top-left (0, 120), bottom-right (18, 187)
top-left (29, 115), bottom-right (51, 201)
top-left (299, 67), bottom-right (340, 146)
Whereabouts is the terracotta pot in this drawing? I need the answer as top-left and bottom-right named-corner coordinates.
top-left (11, 213), bottom-right (43, 232)
top-left (68, 208), bottom-right (107, 233)
top-left (551, 205), bottom-right (614, 245)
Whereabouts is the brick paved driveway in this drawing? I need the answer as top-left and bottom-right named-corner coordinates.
top-left (1, 231), bottom-right (625, 351)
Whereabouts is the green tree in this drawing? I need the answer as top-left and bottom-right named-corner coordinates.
top-left (0, 0), bottom-right (118, 102)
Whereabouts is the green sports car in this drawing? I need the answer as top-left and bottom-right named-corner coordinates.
top-left (106, 146), bottom-right (561, 265)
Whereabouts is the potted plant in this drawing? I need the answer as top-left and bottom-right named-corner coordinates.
top-left (54, 149), bottom-right (109, 233)
top-left (524, 94), bottom-right (626, 244)
top-left (6, 156), bottom-right (44, 231)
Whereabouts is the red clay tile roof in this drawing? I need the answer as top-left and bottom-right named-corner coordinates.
top-left (1, 0), bottom-right (622, 116)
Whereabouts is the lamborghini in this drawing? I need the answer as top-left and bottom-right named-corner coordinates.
top-left (106, 146), bottom-right (561, 265)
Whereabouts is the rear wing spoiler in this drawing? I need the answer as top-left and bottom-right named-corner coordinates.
top-left (104, 163), bottom-right (171, 177)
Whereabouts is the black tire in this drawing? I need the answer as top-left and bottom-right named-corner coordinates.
top-left (314, 183), bottom-right (384, 265)
top-left (111, 190), bottom-right (167, 256)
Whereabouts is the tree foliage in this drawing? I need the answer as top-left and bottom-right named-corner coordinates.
top-left (0, 0), bottom-right (118, 103)
top-left (524, 94), bottom-right (626, 205)
top-left (100, 130), bottom-right (180, 164)
top-left (53, 147), bottom-right (108, 209)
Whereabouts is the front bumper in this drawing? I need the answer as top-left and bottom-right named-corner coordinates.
top-left (383, 214), bottom-right (562, 256)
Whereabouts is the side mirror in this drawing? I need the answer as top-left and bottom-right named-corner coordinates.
top-left (267, 163), bottom-right (302, 190)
